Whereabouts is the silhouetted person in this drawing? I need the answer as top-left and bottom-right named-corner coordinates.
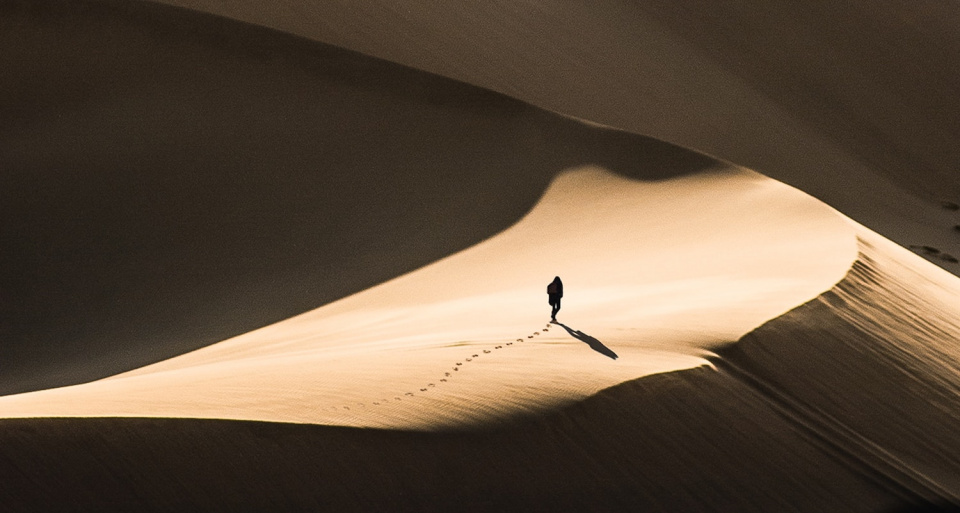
top-left (547, 276), bottom-right (563, 322)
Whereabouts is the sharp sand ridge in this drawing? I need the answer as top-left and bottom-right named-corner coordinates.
top-left (711, 225), bottom-right (960, 506)
top-left (2, 220), bottom-right (959, 511)
top-left (0, 167), bottom-right (857, 429)
top-left (4, 2), bottom-right (960, 510)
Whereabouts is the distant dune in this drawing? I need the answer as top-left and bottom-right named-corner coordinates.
top-left (148, 0), bottom-right (960, 277)
top-left (3, 1), bottom-right (960, 512)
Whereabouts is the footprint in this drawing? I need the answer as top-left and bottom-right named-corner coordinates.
top-left (405, 392), bottom-right (414, 396)
top-left (941, 201), bottom-right (959, 211)
top-left (453, 367), bottom-right (459, 371)
top-left (534, 332), bottom-right (540, 335)
top-left (466, 358), bottom-right (472, 362)
top-left (528, 336), bottom-right (533, 339)
top-left (373, 402), bottom-right (380, 405)
top-left (456, 362), bottom-right (463, 366)
top-left (428, 383), bottom-right (436, 387)
top-left (473, 354), bottom-right (479, 358)
top-left (395, 397), bottom-right (402, 401)
top-left (910, 245), bottom-right (940, 255)
top-left (343, 406), bottom-right (351, 410)
top-left (483, 350), bottom-right (491, 353)
top-left (506, 342), bottom-right (513, 346)
top-left (495, 345), bottom-right (502, 349)
top-left (445, 372), bottom-right (451, 377)
top-left (908, 245), bottom-right (959, 263)
top-left (440, 379), bottom-right (447, 382)
top-left (420, 388), bottom-right (427, 392)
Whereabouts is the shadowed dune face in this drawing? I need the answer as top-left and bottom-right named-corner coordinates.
top-left (633, 2), bottom-right (960, 202)
top-left (4, 2), bottom-right (960, 510)
top-left (0, 371), bottom-right (908, 513)
top-left (720, 228), bottom-right (960, 500)
top-left (146, 0), bottom-right (960, 275)
top-left (0, 0), bottom-right (717, 394)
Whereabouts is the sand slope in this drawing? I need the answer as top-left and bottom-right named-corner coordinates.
top-left (0, 168), bottom-right (856, 428)
top-left (720, 227), bottom-right (960, 502)
top-left (4, 2), bottom-right (960, 511)
top-left (147, 0), bottom-right (960, 275)
top-left (2, 228), bottom-right (958, 511)
top-left (0, 0), bottom-right (712, 394)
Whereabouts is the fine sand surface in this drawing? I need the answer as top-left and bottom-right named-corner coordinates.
top-left (0, 167), bottom-right (857, 428)
top-left (4, 1), bottom-right (960, 512)
top-left (0, 0), bottom-right (712, 394)
top-left (3, 223), bottom-right (960, 511)
top-left (148, 0), bottom-right (960, 276)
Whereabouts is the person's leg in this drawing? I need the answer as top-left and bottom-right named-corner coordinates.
top-left (552, 298), bottom-right (561, 319)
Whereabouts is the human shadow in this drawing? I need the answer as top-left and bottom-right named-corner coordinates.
top-left (556, 323), bottom-right (618, 360)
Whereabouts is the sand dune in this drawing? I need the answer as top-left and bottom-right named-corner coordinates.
top-left (0, 167), bottom-right (856, 428)
top-left (0, 0), bottom-right (712, 394)
top-left (148, 0), bottom-right (960, 277)
top-left (4, 1), bottom-right (960, 511)
top-left (2, 221), bottom-right (957, 510)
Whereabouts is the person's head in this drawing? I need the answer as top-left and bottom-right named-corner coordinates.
top-left (553, 276), bottom-right (561, 283)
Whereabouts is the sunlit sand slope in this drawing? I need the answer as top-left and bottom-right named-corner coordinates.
top-left (3, 229), bottom-right (959, 510)
top-left (0, 168), bottom-right (857, 429)
top-left (3, 190), bottom-right (958, 511)
top-left (0, 0), bottom-right (715, 394)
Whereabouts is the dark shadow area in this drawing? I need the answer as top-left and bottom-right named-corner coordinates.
top-left (556, 323), bottom-right (618, 360)
top-left (882, 504), bottom-right (960, 513)
top-left (0, 367), bottom-right (910, 512)
top-left (637, 2), bottom-right (960, 202)
top-left (0, 0), bottom-right (718, 394)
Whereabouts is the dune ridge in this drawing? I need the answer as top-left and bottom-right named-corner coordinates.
top-left (0, 167), bottom-right (858, 429)
top-left (4, 1), bottom-right (960, 511)
top-left (2, 227), bottom-right (959, 510)
top-left (0, 0), bottom-right (715, 394)
top-left (718, 226), bottom-right (960, 503)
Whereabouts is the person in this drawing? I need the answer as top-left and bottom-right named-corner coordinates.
top-left (547, 276), bottom-right (563, 322)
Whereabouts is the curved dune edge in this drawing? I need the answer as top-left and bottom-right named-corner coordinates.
top-left (0, 167), bottom-right (857, 429)
top-left (2, 230), bottom-right (959, 510)
top-left (145, 0), bottom-right (960, 277)
top-left (715, 225), bottom-right (960, 503)
top-left (0, 0), bottom-right (722, 395)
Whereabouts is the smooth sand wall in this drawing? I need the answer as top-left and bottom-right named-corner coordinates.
top-left (144, 0), bottom-right (960, 276)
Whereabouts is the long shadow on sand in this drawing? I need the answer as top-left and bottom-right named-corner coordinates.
top-left (555, 323), bottom-right (618, 360)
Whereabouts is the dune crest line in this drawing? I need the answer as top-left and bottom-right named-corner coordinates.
top-left (0, 168), bottom-right (857, 429)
